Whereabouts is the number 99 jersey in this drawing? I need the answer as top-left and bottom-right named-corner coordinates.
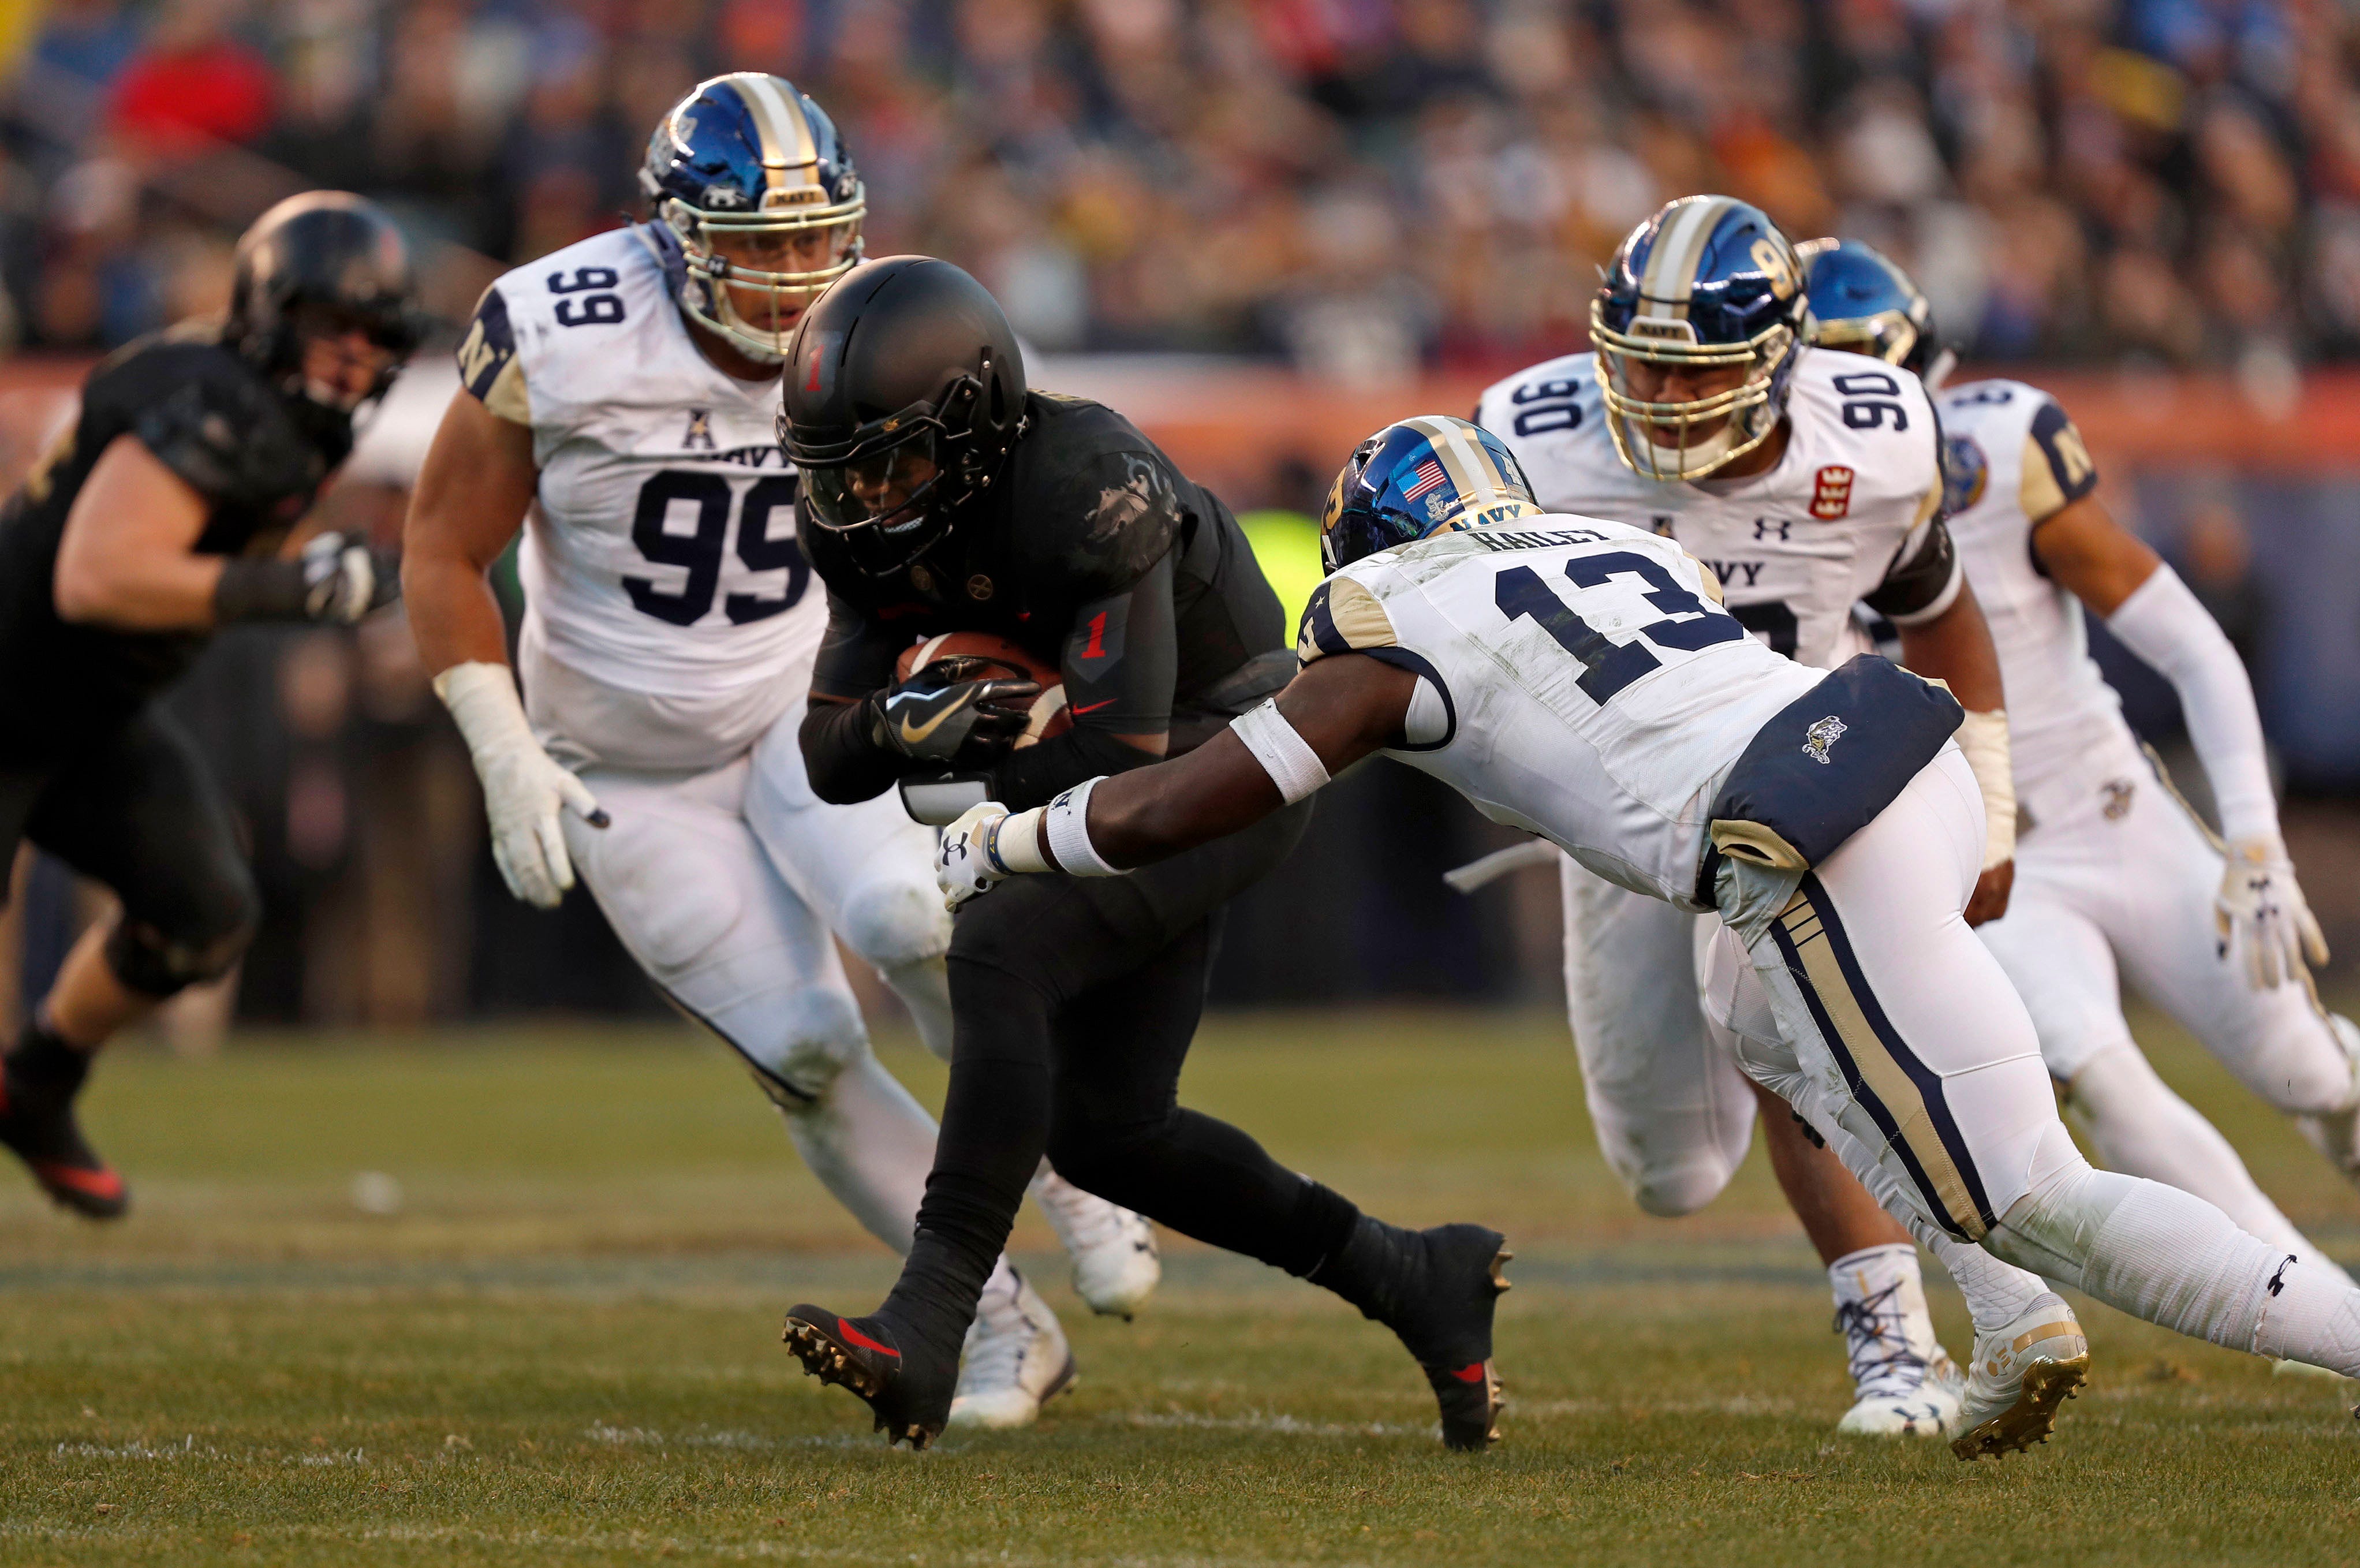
top-left (457, 223), bottom-right (821, 771)
top-left (1474, 348), bottom-right (1954, 671)
top-left (1297, 514), bottom-right (1823, 908)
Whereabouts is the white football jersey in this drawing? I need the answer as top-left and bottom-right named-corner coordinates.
top-left (1935, 378), bottom-right (2116, 787)
top-left (457, 224), bottom-right (823, 767)
top-left (1474, 346), bottom-right (1952, 672)
top-left (1299, 515), bottom-right (1823, 908)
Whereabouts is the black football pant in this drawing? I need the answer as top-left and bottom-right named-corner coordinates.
top-left (880, 798), bottom-right (1360, 1352)
top-left (0, 707), bottom-right (259, 1000)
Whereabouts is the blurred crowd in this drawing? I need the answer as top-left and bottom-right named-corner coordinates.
top-left (8, 0), bottom-right (2360, 381)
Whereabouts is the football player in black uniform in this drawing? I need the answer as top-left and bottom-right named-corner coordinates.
top-left (775, 257), bottom-right (1511, 1451)
top-left (0, 191), bottom-right (419, 1216)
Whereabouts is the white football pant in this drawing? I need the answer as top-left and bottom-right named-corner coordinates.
top-left (1559, 869), bottom-right (1756, 1216)
top-left (1975, 734), bottom-right (2358, 1258)
top-left (560, 705), bottom-right (954, 1253)
top-left (1711, 746), bottom-right (2360, 1373)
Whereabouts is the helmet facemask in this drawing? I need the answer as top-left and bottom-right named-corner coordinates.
top-left (789, 358), bottom-right (1010, 577)
top-left (666, 186), bottom-right (864, 363)
top-left (1590, 301), bottom-right (1796, 483)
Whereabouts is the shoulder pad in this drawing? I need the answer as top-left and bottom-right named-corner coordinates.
top-left (2019, 397), bottom-right (2098, 521)
top-left (129, 355), bottom-right (331, 508)
top-left (1296, 573), bottom-right (1399, 664)
top-left (457, 285), bottom-right (531, 424)
top-left (1018, 440), bottom-right (1184, 595)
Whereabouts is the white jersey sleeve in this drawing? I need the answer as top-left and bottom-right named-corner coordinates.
top-left (1936, 378), bottom-right (2118, 787)
top-left (457, 226), bottom-right (826, 768)
top-left (1298, 515), bottom-right (1822, 907)
top-left (1476, 348), bottom-right (1948, 671)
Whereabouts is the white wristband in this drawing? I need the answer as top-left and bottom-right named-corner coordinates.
top-left (1043, 778), bottom-right (1124, 876)
top-left (1955, 707), bottom-right (2015, 869)
top-left (1230, 700), bottom-right (1330, 804)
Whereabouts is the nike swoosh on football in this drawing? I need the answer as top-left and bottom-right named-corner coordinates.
top-left (898, 690), bottom-right (976, 745)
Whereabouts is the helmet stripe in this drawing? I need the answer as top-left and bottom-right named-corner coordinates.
top-left (731, 73), bottom-right (820, 189)
top-left (1400, 416), bottom-right (1517, 509)
top-left (1637, 195), bottom-right (1736, 321)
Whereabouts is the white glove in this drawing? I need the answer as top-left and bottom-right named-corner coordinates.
top-left (434, 662), bottom-right (605, 909)
top-left (938, 801), bottom-right (1014, 910)
top-left (2216, 836), bottom-right (2329, 990)
top-left (297, 531), bottom-right (394, 624)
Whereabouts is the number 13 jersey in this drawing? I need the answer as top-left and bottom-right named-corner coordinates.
top-left (1474, 347), bottom-right (1955, 672)
top-left (458, 223), bottom-right (821, 770)
top-left (1297, 516), bottom-right (1822, 908)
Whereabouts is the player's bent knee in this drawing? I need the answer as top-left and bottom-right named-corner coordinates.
top-left (104, 872), bottom-right (262, 999)
top-left (742, 987), bottom-right (870, 1106)
top-left (1627, 1159), bottom-right (1734, 1219)
top-left (838, 875), bottom-right (950, 973)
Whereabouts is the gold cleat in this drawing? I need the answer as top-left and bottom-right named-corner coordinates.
top-left (1948, 1293), bottom-right (2091, 1461)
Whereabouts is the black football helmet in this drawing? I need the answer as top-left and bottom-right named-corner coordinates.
top-left (779, 257), bottom-right (1027, 577)
top-left (228, 191), bottom-right (423, 412)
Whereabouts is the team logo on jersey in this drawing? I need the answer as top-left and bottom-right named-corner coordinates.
top-left (1810, 465), bottom-right (1855, 520)
top-left (682, 409), bottom-right (716, 451)
top-left (1941, 434), bottom-right (1989, 514)
top-left (1801, 714), bottom-right (1847, 765)
top-left (2101, 778), bottom-right (2136, 820)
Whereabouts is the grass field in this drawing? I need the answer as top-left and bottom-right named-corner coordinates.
top-left (2, 1006), bottom-right (2357, 1567)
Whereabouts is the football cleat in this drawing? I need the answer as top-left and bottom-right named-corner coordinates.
top-left (1032, 1171), bottom-right (1161, 1318)
top-left (0, 1059), bottom-right (127, 1220)
top-left (1357, 1223), bottom-right (1514, 1451)
top-left (1832, 1275), bottom-right (1965, 1439)
top-left (1949, 1292), bottom-right (2090, 1461)
top-left (781, 1305), bottom-right (955, 1450)
top-left (947, 1268), bottom-right (1076, 1429)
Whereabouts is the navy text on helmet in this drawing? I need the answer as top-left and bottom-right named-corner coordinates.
top-left (1590, 196), bottom-right (1805, 483)
top-left (642, 72), bottom-right (865, 363)
top-left (1798, 237), bottom-right (1938, 376)
top-left (1321, 416), bottom-right (1542, 573)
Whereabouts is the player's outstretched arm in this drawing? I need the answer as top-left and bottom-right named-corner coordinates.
top-left (2034, 492), bottom-right (2324, 984)
top-left (935, 654), bottom-right (1416, 906)
top-left (404, 385), bottom-right (605, 910)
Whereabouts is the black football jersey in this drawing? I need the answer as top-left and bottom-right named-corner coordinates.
top-left (805, 393), bottom-right (1290, 756)
top-left (0, 323), bottom-right (352, 741)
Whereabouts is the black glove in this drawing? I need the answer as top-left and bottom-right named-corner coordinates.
top-left (214, 531), bottom-right (399, 625)
top-left (865, 657), bottom-right (1040, 766)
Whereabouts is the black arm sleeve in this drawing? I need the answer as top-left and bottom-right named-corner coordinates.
top-left (1863, 513), bottom-right (1962, 622)
top-left (798, 697), bottom-right (905, 805)
top-left (986, 724), bottom-right (1164, 811)
top-left (807, 588), bottom-right (906, 703)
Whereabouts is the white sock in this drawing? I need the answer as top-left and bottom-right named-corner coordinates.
top-left (1989, 1147), bottom-right (2360, 1376)
top-left (778, 1050), bottom-right (939, 1253)
top-left (1811, 1106), bottom-right (2050, 1333)
top-left (880, 955), bottom-right (956, 1063)
top-left (2071, 1045), bottom-right (2355, 1287)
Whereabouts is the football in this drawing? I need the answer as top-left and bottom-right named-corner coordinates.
top-left (894, 631), bottom-right (1071, 748)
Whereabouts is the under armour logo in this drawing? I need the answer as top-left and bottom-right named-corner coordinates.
top-left (2267, 1255), bottom-right (2296, 1296)
top-left (682, 409), bottom-right (716, 451)
top-left (2101, 779), bottom-right (2135, 820)
top-left (1754, 517), bottom-right (1794, 542)
top-left (1801, 715), bottom-right (1847, 764)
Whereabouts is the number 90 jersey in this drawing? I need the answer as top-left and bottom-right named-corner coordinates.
top-left (1474, 348), bottom-right (1954, 671)
top-left (1298, 515), bottom-right (1823, 908)
top-left (457, 224), bottom-right (820, 771)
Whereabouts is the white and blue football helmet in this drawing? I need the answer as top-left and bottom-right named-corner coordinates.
top-left (1797, 237), bottom-right (1941, 378)
top-left (640, 72), bottom-right (865, 362)
top-left (1590, 195), bottom-right (1806, 482)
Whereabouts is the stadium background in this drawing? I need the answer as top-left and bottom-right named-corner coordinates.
top-left (0, 0), bottom-right (2357, 1035)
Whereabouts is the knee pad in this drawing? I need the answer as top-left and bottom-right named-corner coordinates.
top-left (1623, 1158), bottom-right (1736, 1219)
top-left (103, 878), bottom-right (261, 999)
top-left (1981, 1121), bottom-right (2119, 1280)
top-left (740, 986), bottom-right (869, 1107)
top-left (837, 873), bottom-right (950, 973)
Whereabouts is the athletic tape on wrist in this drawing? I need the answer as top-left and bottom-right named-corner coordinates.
top-left (990, 807), bottom-right (1053, 875)
top-left (1230, 701), bottom-right (1330, 804)
top-left (1043, 779), bottom-right (1123, 876)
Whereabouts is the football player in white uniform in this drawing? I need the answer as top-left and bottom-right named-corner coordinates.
top-left (1803, 240), bottom-right (2360, 1334)
top-left (401, 74), bottom-right (1156, 1429)
top-left (937, 417), bottom-right (2360, 1455)
top-left (1472, 197), bottom-right (2017, 1436)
